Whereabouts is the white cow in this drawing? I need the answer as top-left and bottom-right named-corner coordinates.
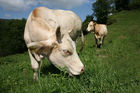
top-left (87, 21), bottom-right (107, 48)
top-left (24, 7), bottom-right (84, 81)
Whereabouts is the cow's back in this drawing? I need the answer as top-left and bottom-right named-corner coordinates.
top-left (53, 9), bottom-right (82, 40)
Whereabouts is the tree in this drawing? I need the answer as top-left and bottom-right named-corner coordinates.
top-left (0, 19), bottom-right (27, 56)
top-left (82, 15), bottom-right (93, 35)
top-left (92, 0), bottom-right (112, 24)
top-left (114, 0), bottom-right (130, 11)
top-left (129, 0), bottom-right (140, 9)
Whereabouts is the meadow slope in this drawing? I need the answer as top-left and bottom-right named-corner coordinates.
top-left (0, 10), bottom-right (140, 93)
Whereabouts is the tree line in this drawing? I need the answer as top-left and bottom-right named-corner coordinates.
top-left (0, 19), bottom-right (27, 56)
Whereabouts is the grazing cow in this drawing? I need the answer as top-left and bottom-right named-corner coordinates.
top-left (87, 21), bottom-right (107, 48)
top-left (24, 7), bottom-right (84, 81)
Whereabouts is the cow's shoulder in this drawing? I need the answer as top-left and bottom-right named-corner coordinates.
top-left (95, 24), bottom-right (101, 31)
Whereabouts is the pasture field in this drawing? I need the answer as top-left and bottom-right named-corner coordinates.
top-left (0, 10), bottom-right (140, 93)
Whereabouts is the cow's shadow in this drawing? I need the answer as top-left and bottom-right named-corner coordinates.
top-left (40, 64), bottom-right (70, 77)
top-left (41, 64), bottom-right (61, 75)
top-left (40, 64), bottom-right (82, 79)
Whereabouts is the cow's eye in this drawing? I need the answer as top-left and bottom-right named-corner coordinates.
top-left (63, 50), bottom-right (72, 55)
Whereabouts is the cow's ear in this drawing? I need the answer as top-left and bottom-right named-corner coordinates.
top-left (56, 26), bottom-right (62, 43)
top-left (27, 41), bottom-right (55, 55)
top-left (93, 22), bottom-right (97, 25)
top-left (27, 42), bottom-right (43, 51)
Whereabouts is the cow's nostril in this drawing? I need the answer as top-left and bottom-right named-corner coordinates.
top-left (81, 68), bottom-right (84, 72)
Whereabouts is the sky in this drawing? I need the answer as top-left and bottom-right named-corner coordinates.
top-left (0, 0), bottom-right (95, 21)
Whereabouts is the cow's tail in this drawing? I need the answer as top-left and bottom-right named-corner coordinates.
top-left (79, 30), bottom-right (85, 52)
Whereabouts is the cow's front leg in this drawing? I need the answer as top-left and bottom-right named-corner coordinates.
top-left (94, 35), bottom-right (98, 47)
top-left (28, 49), bottom-right (41, 81)
top-left (99, 36), bottom-right (104, 48)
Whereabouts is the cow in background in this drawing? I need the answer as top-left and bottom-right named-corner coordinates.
top-left (87, 21), bottom-right (107, 48)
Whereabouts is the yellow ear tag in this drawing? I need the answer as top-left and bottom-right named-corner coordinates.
top-left (28, 46), bottom-right (36, 52)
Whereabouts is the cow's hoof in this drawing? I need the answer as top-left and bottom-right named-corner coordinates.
top-left (97, 44), bottom-right (101, 48)
top-left (33, 73), bottom-right (38, 82)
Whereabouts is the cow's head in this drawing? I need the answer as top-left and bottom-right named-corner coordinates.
top-left (27, 26), bottom-right (84, 76)
top-left (86, 21), bottom-right (96, 32)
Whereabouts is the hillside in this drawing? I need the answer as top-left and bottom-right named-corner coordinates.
top-left (0, 10), bottom-right (140, 93)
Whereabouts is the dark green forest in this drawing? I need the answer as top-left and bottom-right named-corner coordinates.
top-left (0, 19), bottom-right (27, 56)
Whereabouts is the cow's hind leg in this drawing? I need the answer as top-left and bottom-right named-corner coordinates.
top-left (99, 36), bottom-right (104, 48)
top-left (102, 36), bottom-right (106, 46)
top-left (96, 38), bottom-right (100, 48)
top-left (28, 49), bottom-right (41, 81)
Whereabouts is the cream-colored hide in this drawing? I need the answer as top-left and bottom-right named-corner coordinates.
top-left (87, 21), bottom-right (107, 48)
top-left (24, 7), bottom-right (84, 81)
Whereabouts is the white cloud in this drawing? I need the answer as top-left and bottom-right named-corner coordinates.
top-left (0, 0), bottom-right (88, 11)
top-left (39, 0), bottom-right (87, 9)
top-left (0, 0), bottom-right (37, 11)
top-left (5, 14), bottom-right (11, 18)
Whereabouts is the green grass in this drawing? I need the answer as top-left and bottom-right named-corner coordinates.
top-left (0, 10), bottom-right (140, 93)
